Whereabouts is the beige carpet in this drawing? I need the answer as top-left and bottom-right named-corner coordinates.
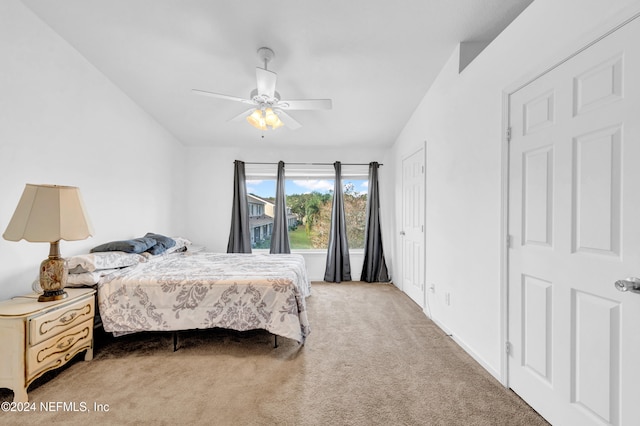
top-left (1, 282), bottom-right (547, 425)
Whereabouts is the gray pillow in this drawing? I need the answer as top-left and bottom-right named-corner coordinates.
top-left (90, 237), bottom-right (157, 254)
top-left (144, 233), bottom-right (176, 255)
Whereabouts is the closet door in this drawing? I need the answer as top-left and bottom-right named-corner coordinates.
top-left (401, 148), bottom-right (425, 307)
top-left (508, 15), bottom-right (640, 426)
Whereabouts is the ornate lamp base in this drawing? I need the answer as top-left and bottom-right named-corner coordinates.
top-left (38, 288), bottom-right (68, 302)
top-left (38, 241), bottom-right (68, 302)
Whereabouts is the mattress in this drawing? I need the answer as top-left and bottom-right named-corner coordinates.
top-left (97, 252), bottom-right (311, 343)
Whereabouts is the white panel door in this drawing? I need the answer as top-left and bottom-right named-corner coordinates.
top-left (508, 16), bottom-right (640, 426)
top-left (402, 148), bottom-right (425, 307)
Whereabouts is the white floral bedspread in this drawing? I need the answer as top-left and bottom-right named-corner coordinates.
top-left (97, 252), bottom-right (311, 343)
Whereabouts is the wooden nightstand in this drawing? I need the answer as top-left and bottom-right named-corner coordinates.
top-left (0, 287), bottom-right (95, 402)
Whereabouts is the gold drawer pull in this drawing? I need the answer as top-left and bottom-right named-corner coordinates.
top-left (57, 338), bottom-right (74, 350)
top-left (59, 312), bottom-right (77, 324)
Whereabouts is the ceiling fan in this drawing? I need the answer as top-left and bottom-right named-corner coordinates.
top-left (193, 47), bottom-right (332, 131)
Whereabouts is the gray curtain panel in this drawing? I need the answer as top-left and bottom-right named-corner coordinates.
top-left (226, 160), bottom-right (252, 253)
top-left (270, 161), bottom-right (291, 254)
top-left (360, 162), bottom-right (390, 282)
top-left (324, 161), bottom-right (352, 282)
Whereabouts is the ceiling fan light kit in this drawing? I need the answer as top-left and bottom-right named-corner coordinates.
top-left (193, 47), bottom-right (332, 132)
top-left (247, 107), bottom-right (284, 131)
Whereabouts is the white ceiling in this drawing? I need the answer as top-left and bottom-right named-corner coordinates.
top-left (22, 0), bottom-right (533, 149)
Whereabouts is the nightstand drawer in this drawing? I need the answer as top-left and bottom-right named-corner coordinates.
top-left (26, 319), bottom-right (93, 379)
top-left (29, 295), bottom-right (94, 345)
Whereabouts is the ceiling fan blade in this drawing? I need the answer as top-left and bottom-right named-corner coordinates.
top-left (256, 67), bottom-right (277, 98)
top-left (192, 89), bottom-right (255, 105)
top-left (276, 110), bottom-right (302, 130)
top-left (228, 108), bottom-right (256, 122)
top-left (277, 99), bottom-right (333, 110)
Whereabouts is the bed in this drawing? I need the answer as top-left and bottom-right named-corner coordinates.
top-left (93, 251), bottom-right (311, 345)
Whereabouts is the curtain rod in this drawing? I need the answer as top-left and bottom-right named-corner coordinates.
top-left (240, 161), bottom-right (383, 166)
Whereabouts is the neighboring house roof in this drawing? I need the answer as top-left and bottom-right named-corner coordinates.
top-left (247, 194), bottom-right (267, 205)
top-left (249, 194), bottom-right (277, 217)
top-left (249, 214), bottom-right (297, 229)
top-left (249, 215), bottom-right (274, 228)
top-left (248, 194), bottom-right (296, 222)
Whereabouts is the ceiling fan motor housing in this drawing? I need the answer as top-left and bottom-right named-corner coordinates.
top-left (257, 47), bottom-right (275, 68)
top-left (249, 88), bottom-right (281, 108)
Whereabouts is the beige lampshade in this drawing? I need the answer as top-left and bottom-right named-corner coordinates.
top-left (3, 184), bottom-right (94, 242)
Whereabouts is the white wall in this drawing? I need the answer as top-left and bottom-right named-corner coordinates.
top-left (184, 145), bottom-right (394, 281)
top-left (11, 0), bottom-right (636, 390)
top-left (0, 0), bottom-right (186, 300)
top-left (391, 0), bottom-right (640, 379)
top-left (0, 0), bottom-right (394, 298)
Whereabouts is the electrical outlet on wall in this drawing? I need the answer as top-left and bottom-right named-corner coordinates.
top-left (445, 292), bottom-right (451, 306)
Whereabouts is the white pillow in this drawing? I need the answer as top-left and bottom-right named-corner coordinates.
top-left (166, 236), bottom-right (192, 254)
top-left (144, 236), bottom-right (192, 257)
top-left (67, 252), bottom-right (145, 273)
top-left (65, 268), bottom-right (121, 287)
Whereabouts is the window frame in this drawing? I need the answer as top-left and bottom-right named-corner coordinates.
top-left (245, 163), bottom-right (369, 252)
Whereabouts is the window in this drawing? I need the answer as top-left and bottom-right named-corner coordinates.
top-left (245, 164), bottom-right (368, 250)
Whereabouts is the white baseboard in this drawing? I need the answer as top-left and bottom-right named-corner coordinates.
top-left (429, 315), bottom-right (503, 384)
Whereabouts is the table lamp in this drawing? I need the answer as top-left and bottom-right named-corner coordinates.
top-left (3, 184), bottom-right (94, 302)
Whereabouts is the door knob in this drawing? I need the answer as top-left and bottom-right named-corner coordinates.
top-left (614, 277), bottom-right (640, 294)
